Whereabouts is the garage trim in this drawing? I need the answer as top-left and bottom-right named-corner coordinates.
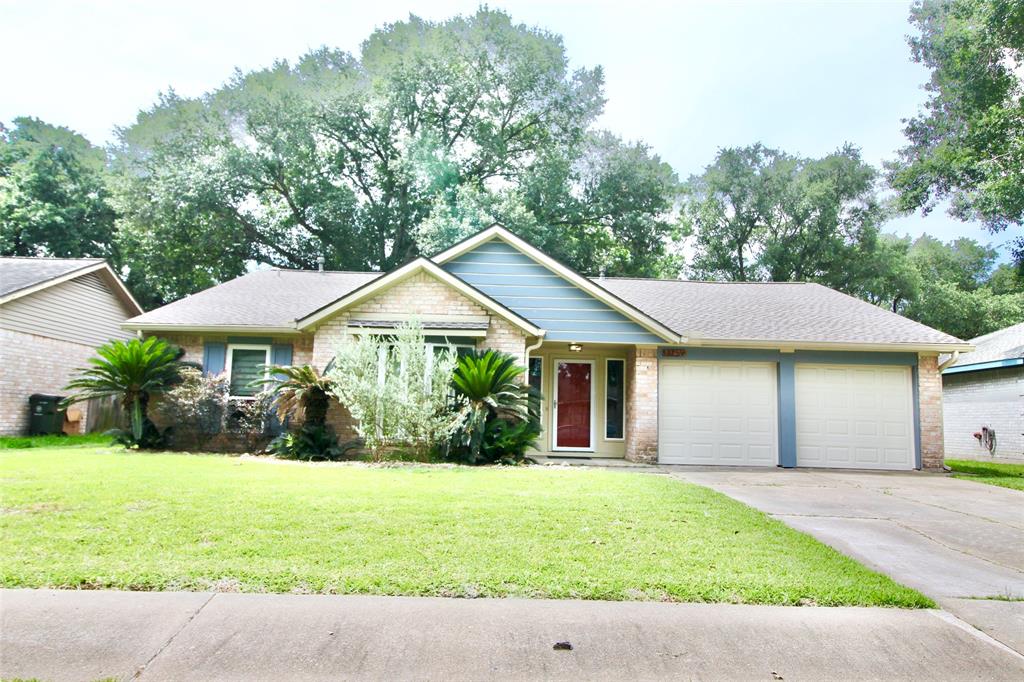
top-left (658, 348), bottom-right (923, 470)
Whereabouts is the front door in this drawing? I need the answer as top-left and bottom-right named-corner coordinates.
top-left (554, 360), bottom-right (593, 450)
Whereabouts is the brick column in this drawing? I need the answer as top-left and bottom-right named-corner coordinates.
top-left (918, 354), bottom-right (945, 470)
top-left (625, 346), bottom-right (659, 463)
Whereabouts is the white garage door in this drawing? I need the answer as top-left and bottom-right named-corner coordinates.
top-left (659, 361), bottom-right (778, 466)
top-left (795, 364), bottom-right (915, 470)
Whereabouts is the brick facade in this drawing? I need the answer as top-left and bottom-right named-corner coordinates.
top-left (943, 366), bottom-right (1023, 461)
top-left (624, 346), bottom-right (659, 463)
top-left (917, 354), bottom-right (945, 470)
top-left (308, 271), bottom-right (529, 440)
top-left (0, 329), bottom-right (94, 435)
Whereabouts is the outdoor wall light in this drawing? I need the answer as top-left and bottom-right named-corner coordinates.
top-left (568, 343), bottom-right (583, 352)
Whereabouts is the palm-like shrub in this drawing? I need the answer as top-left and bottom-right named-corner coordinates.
top-left (446, 350), bottom-right (537, 465)
top-left (64, 337), bottom-right (181, 447)
top-left (258, 364), bottom-right (333, 428)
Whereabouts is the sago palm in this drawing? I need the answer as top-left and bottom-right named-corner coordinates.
top-left (64, 337), bottom-right (181, 444)
top-left (449, 350), bottom-right (531, 463)
top-left (257, 364), bottom-right (333, 427)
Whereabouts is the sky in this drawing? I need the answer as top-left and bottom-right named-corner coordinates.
top-left (2, 0), bottom-right (1018, 259)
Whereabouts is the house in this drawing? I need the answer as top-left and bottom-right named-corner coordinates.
top-left (0, 257), bottom-right (143, 435)
top-left (941, 323), bottom-right (1023, 461)
top-left (122, 225), bottom-right (972, 470)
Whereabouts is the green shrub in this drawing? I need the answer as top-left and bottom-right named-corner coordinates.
top-left (443, 350), bottom-right (539, 465)
top-left (267, 424), bottom-right (357, 461)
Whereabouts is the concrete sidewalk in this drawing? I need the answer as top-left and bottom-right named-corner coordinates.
top-left (3, 589), bottom-right (1023, 681)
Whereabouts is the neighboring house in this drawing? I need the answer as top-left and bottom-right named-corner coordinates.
top-left (941, 323), bottom-right (1024, 462)
top-left (123, 225), bottom-right (972, 470)
top-left (0, 257), bottom-right (142, 435)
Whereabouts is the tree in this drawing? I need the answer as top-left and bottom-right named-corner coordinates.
top-left (64, 337), bottom-right (181, 447)
top-left (889, 0), bottom-right (1024, 264)
top-left (683, 143), bottom-right (890, 292)
top-left (0, 118), bottom-right (117, 259)
top-left (111, 9), bottom-right (680, 306)
top-left (327, 320), bottom-right (459, 461)
top-left (863, 234), bottom-right (1024, 338)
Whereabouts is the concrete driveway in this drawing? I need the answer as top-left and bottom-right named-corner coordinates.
top-left (671, 468), bottom-right (1024, 654)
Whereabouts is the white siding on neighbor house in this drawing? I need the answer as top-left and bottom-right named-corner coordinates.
top-left (0, 272), bottom-right (135, 347)
top-left (943, 367), bottom-right (1024, 461)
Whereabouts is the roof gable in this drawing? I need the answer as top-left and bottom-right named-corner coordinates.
top-left (0, 257), bottom-right (141, 315)
top-left (296, 258), bottom-right (544, 337)
top-left (433, 226), bottom-right (679, 344)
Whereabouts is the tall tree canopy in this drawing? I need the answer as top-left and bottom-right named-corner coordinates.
top-left (863, 233), bottom-right (1023, 339)
top-left (682, 143), bottom-right (889, 292)
top-left (0, 117), bottom-right (117, 259)
top-left (113, 9), bottom-right (679, 306)
top-left (889, 0), bottom-right (1024, 263)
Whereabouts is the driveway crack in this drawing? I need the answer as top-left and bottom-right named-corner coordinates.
top-left (132, 593), bottom-right (216, 679)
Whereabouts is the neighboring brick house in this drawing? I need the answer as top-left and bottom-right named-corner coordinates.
top-left (941, 323), bottom-right (1023, 462)
top-left (0, 257), bottom-right (142, 435)
top-left (124, 225), bottom-right (972, 470)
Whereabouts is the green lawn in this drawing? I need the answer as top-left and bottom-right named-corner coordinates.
top-left (0, 446), bottom-right (931, 607)
top-left (0, 433), bottom-right (111, 449)
top-left (946, 459), bottom-right (1024, 491)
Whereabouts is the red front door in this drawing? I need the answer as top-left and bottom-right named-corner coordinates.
top-left (555, 360), bottom-right (592, 449)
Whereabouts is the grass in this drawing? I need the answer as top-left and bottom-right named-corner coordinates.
top-left (0, 433), bottom-right (111, 450)
top-left (0, 446), bottom-right (932, 607)
top-left (946, 459), bottom-right (1024, 491)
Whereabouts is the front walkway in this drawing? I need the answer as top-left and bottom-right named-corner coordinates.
top-left (670, 467), bottom-right (1024, 655)
top-left (3, 589), bottom-right (1023, 681)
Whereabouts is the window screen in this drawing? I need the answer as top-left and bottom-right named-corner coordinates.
top-left (229, 348), bottom-right (268, 396)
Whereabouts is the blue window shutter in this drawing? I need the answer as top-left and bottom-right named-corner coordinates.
top-left (271, 344), bottom-right (293, 367)
top-left (203, 342), bottom-right (226, 376)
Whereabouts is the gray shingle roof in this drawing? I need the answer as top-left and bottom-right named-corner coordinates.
top-left (125, 269), bottom-right (381, 328)
top-left (945, 322), bottom-right (1024, 367)
top-left (0, 257), bottom-right (104, 298)
top-left (596, 278), bottom-right (966, 347)
top-left (126, 263), bottom-right (969, 349)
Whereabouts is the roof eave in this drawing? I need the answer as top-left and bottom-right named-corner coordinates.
top-left (681, 338), bottom-right (976, 353)
top-left (121, 322), bottom-right (301, 335)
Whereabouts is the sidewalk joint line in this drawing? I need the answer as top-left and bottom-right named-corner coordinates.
top-left (132, 592), bottom-right (216, 679)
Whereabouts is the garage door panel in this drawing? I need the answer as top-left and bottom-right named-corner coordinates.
top-left (659, 360), bottom-right (779, 466)
top-left (796, 363), bottom-right (915, 471)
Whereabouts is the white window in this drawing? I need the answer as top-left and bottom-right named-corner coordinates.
top-left (226, 344), bottom-right (271, 398)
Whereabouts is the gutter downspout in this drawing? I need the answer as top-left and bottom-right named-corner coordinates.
top-left (938, 351), bottom-right (960, 372)
top-left (524, 336), bottom-right (544, 367)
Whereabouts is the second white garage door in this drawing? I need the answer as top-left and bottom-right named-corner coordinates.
top-left (795, 364), bottom-right (915, 470)
top-left (659, 360), bottom-right (778, 466)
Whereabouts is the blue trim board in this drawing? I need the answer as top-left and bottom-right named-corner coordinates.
top-left (777, 355), bottom-right (797, 468)
top-left (942, 357), bottom-right (1023, 375)
top-left (659, 347), bottom-right (918, 366)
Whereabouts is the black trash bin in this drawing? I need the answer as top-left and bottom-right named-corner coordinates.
top-left (28, 394), bottom-right (66, 435)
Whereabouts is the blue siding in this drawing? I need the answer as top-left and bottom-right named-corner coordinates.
top-left (445, 239), bottom-right (663, 344)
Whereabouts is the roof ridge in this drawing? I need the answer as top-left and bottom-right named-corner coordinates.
top-left (596, 276), bottom-right (809, 284)
top-left (0, 256), bottom-right (104, 261)
top-left (266, 268), bottom-right (383, 275)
